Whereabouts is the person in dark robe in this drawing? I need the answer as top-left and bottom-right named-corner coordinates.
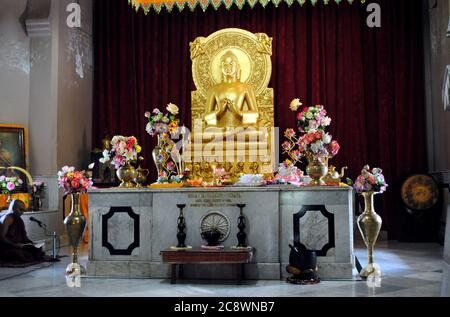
top-left (0, 200), bottom-right (45, 262)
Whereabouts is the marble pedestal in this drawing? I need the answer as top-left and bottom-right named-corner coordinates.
top-left (87, 186), bottom-right (354, 280)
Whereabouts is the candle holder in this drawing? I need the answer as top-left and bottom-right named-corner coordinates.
top-left (211, 162), bottom-right (225, 186)
top-left (172, 204), bottom-right (192, 250)
top-left (235, 204), bottom-right (248, 248)
top-left (176, 204), bottom-right (187, 248)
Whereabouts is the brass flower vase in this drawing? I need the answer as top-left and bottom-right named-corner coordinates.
top-left (152, 135), bottom-right (164, 177)
top-left (306, 153), bottom-right (328, 186)
top-left (64, 192), bottom-right (86, 275)
top-left (357, 191), bottom-right (382, 278)
top-left (116, 162), bottom-right (137, 188)
top-left (32, 194), bottom-right (42, 211)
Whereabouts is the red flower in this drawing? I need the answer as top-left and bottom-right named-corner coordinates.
top-left (126, 137), bottom-right (136, 151)
top-left (128, 137), bottom-right (136, 146)
top-left (71, 179), bottom-right (80, 189)
top-left (314, 131), bottom-right (323, 140)
top-left (304, 133), bottom-right (316, 144)
top-left (330, 141), bottom-right (340, 156)
top-left (367, 175), bottom-right (376, 185)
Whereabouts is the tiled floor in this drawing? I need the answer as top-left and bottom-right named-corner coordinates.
top-left (0, 241), bottom-right (445, 297)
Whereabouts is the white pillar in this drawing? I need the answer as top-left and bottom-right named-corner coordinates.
top-left (442, 185), bottom-right (450, 296)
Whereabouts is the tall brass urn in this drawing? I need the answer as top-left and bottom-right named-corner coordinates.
top-left (357, 191), bottom-right (382, 278)
top-left (64, 192), bottom-right (86, 275)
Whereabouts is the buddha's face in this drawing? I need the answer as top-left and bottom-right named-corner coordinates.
top-left (220, 52), bottom-right (240, 79)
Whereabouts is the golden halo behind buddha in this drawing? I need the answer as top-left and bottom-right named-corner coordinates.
top-left (190, 28), bottom-right (272, 98)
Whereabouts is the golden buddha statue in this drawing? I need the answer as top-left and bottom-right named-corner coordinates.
top-left (204, 51), bottom-right (259, 127)
top-left (188, 28), bottom-right (276, 179)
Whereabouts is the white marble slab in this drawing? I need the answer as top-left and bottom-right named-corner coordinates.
top-left (88, 186), bottom-right (354, 279)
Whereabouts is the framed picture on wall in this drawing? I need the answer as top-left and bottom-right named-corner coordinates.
top-left (0, 124), bottom-right (27, 169)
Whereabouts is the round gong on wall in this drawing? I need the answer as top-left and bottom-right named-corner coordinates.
top-left (401, 174), bottom-right (439, 212)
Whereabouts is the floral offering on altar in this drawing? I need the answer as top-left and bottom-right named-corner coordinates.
top-left (277, 98), bottom-right (342, 186)
top-left (297, 130), bottom-right (340, 160)
top-left (297, 104), bottom-right (332, 133)
top-left (156, 167), bottom-right (190, 184)
top-left (354, 165), bottom-right (388, 194)
top-left (145, 103), bottom-right (189, 184)
top-left (57, 166), bottom-right (93, 194)
top-left (99, 135), bottom-right (142, 169)
top-left (32, 180), bottom-right (46, 195)
top-left (273, 160), bottom-right (304, 185)
top-left (145, 103), bottom-right (180, 137)
top-left (281, 101), bottom-right (340, 162)
top-left (0, 175), bottom-right (23, 194)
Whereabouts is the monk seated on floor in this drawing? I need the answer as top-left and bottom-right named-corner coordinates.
top-left (0, 200), bottom-right (46, 263)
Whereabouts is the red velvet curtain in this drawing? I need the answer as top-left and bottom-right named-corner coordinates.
top-left (93, 0), bottom-right (427, 239)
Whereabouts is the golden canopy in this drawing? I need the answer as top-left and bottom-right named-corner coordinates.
top-left (128, 0), bottom-right (367, 14)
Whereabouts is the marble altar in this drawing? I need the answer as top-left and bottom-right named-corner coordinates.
top-left (87, 186), bottom-right (355, 280)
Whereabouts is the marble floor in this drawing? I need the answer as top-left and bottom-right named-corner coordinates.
top-left (0, 241), bottom-right (445, 297)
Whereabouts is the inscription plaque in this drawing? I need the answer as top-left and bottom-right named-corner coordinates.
top-left (187, 193), bottom-right (242, 208)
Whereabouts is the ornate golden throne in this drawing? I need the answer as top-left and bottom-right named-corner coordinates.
top-left (186, 28), bottom-right (276, 181)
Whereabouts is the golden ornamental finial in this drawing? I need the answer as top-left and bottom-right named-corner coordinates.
top-left (255, 33), bottom-right (272, 56)
top-left (189, 37), bottom-right (205, 60)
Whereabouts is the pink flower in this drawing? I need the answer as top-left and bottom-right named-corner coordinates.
top-left (6, 182), bottom-right (15, 191)
top-left (81, 178), bottom-right (92, 189)
top-left (167, 161), bottom-right (175, 171)
top-left (284, 129), bottom-right (296, 138)
top-left (144, 111), bottom-right (151, 118)
top-left (113, 156), bottom-right (125, 169)
top-left (308, 120), bottom-right (319, 131)
top-left (282, 141), bottom-right (291, 151)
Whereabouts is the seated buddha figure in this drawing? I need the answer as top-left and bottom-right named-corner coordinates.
top-left (204, 51), bottom-right (259, 127)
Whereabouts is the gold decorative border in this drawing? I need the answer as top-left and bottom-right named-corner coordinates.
top-left (0, 123), bottom-right (28, 169)
top-left (129, 0), bottom-right (367, 14)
